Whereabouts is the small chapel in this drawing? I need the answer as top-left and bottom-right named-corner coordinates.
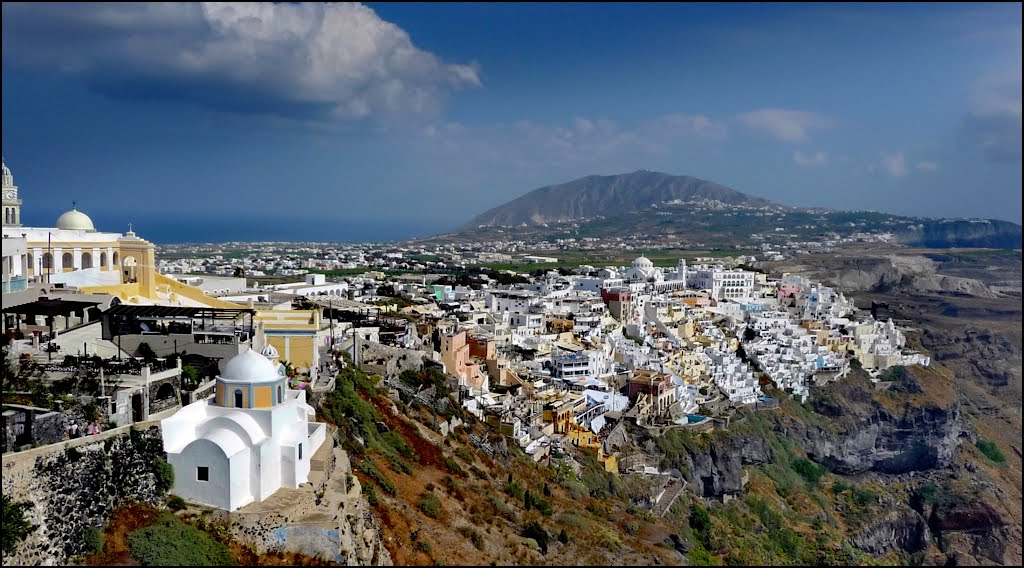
top-left (161, 347), bottom-right (327, 511)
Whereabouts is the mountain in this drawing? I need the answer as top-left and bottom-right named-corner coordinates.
top-left (462, 170), bottom-right (774, 229)
top-left (454, 171), bottom-right (1021, 250)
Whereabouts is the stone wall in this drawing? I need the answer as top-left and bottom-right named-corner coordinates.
top-left (226, 442), bottom-right (392, 566)
top-left (2, 405), bottom-right (67, 453)
top-left (1, 424), bottom-right (167, 566)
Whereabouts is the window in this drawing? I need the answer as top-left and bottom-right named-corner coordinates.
top-left (197, 466), bottom-right (209, 481)
top-left (277, 385), bottom-right (283, 404)
top-left (234, 389), bottom-right (243, 408)
top-left (298, 443), bottom-right (303, 460)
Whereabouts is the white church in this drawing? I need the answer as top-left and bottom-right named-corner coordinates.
top-left (161, 346), bottom-right (327, 511)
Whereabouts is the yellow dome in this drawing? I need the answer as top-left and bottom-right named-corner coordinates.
top-left (56, 207), bottom-right (96, 232)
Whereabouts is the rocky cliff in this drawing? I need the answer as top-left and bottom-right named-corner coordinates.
top-left (1, 426), bottom-right (167, 565)
top-left (800, 367), bottom-right (962, 475)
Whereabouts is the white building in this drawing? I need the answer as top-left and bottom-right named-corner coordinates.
top-left (161, 348), bottom-right (327, 511)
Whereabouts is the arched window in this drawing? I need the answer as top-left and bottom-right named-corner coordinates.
top-left (233, 389), bottom-right (243, 408)
top-left (81, 252), bottom-right (93, 269)
top-left (61, 252), bottom-right (73, 270)
top-left (277, 385), bottom-right (283, 404)
top-left (100, 252), bottom-right (108, 267)
top-left (112, 252), bottom-right (119, 266)
top-left (42, 253), bottom-right (53, 269)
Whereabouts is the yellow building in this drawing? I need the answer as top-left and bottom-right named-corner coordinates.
top-left (254, 309), bottom-right (321, 379)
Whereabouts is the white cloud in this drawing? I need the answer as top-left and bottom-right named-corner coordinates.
top-left (736, 109), bottom-right (836, 142)
top-left (916, 160), bottom-right (940, 172)
top-left (648, 113), bottom-right (728, 140)
top-left (966, 71), bottom-right (1022, 163)
top-left (793, 150), bottom-right (828, 168)
top-left (1, 2), bottom-right (481, 121)
top-left (880, 152), bottom-right (908, 178)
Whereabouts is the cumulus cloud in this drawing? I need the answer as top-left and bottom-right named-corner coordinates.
top-left (793, 150), bottom-right (828, 168)
top-left (965, 71), bottom-right (1022, 163)
top-left (879, 152), bottom-right (908, 178)
top-left (1, 2), bottom-right (481, 121)
top-left (736, 109), bottom-right (835, 142)
top-left (916, 160), bottom-right (940, 172)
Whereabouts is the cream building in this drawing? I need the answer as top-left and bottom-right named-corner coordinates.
top-left (1, 157), bottom-right (159, 299)
top-left (161, 348), bottom-right (327, 511)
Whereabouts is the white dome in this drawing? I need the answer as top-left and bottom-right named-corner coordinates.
top-left (220, 349), bottom-right (280, 383)
top-left (632, 256), bottom-right (654, 269)
top-left (260, 344), bottom-right (279, 359)
top-left (56, 207), bottom-right (96, 232)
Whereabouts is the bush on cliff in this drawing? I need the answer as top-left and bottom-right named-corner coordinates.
top-left (127, 512), bottom-right (235, 566)
top-left (2, 494), bottom-right (36, 555)
top-left (976, 439), bottom-right (1006, 464)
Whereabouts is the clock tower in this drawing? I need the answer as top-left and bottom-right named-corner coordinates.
top-left (2, 157), bottom-right (22, 227)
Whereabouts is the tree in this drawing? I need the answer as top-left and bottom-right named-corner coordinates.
top-left (2, 494), bottom-right (36, 555)
top-left (181, 365), bottom-right (201, 391)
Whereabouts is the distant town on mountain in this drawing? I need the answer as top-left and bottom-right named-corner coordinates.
top-left (459, 170), bottom-right (1022, 250)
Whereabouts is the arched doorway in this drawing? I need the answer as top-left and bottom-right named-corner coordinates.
top-left (122, 255), bottom-right (138, 283)
top-left (61, 252), bottom-right (73, 270)
top-left (81, 252), bottom-right (93, 269)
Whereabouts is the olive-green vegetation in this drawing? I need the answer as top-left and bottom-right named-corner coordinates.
top-left (320, 366), bottom-right (419, 485)
top-left (976, 439), bottom-right (1006, 464)
top-left (127, 512), bottom-right (236, 566)
top-left (651, 400), bottom-right (900, 565)
top-left (419, 491), bottom-right (442, 519)
top-left (2, 494), bottom-right (36, 555)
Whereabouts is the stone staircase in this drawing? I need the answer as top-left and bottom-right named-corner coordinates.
top-left (652, 477), bottom-right (686, 518)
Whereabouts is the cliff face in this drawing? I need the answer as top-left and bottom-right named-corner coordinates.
top-left (898, 219), bottom-right (1023, 249)
top-left (800, 368), bottom-right (962, 475)
top-left (1, 427), bottom-right (167, 565)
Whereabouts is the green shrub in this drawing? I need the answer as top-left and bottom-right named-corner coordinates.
top-left (127, 512), bottom-right (236, 566)
top-left (690, 503), bottom-right (713, 538)
top-left (167, 495), bottom-right (188, 511)
top-left (365, 483), bottom-right (380, 507)
top-left (505, 479), bottom-right (525, 501)
top-left (358, 457), bottom-right (396, 495)
top-left (521, 521), bottom-right (549, 554)
top-left (976, 439), bottom-right (1006, 464)
top-left (454, 446), bottom-right (475, 464)
top-left (533, 496), bottom-right (553, 516)
top-left (154, 458), bottom-right (175, 493)
top-left (1, 494), bottom-right (36, 555)
top-left (416, 540), bottom-right (432, 553)
top-left (85, 526), bottom-right (105, 554)
top-left (851, 487), bottom-right (878, 507)
top-left (832, 479), bottom-right (851, 494)
top-left (624, 520), bottom-right (640, 535)
top-left (444, 457), bottom-right (464, 476)
top-left (790, 458), bottom-right (825, 485)
top-left (419, 492), bottom-right (442, 519)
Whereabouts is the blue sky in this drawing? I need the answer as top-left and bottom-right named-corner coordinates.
top-left (2, 2), bottom-right (1021, 242)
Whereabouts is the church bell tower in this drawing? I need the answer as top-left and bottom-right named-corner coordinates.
top-left (2, 157), bottom-right (22, 227)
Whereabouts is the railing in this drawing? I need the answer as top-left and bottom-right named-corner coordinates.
top-left (1, 277), bottom-right (28, 293)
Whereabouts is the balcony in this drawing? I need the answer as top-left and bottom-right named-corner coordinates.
top-left (1, 277), bottom-right (28, 294)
